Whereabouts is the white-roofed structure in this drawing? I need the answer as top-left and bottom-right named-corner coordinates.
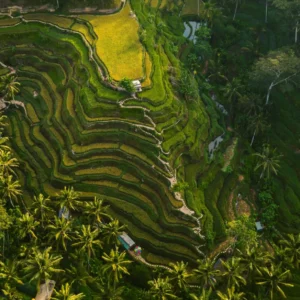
top-left (118, 232), bottom-right (136, 250)
top-left (255, 221), bottom-right (264, 231)
top-left (132, 80), bottom-right (142, 92)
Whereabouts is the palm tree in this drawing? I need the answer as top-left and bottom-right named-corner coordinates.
top-left (97, 283), bottom-right (125, 300)
top-left (221, 77), bottom-right (244, 118)
top-left (0, 149), bottom-right (19, 176)
top-left (0, 135), bottom-right (9, 151)
top-left (192, 258), bottom-right (220, 288)
top-left (102, 247), bottom-right (132, 289)
top-left (216, 286), bottom-right (246, 300)
top-left (72, 225), bottom-right (102, 263)
top-left (168, 261), bottom-right (191, 292)
top-left (52, 283), bottom-right (85, 300)
top-left (190, 288), bottom-right (212, 300)
top-left (0, 259), bottom-right (23, 286)
top-left (0, 175), bottom-right (22, 206)
top-left (279, 233), bottom-right (300, 269)
top-left (148, 277), bottom-right (177, 300)
top-left (256, 263), bottom-right (294, 299)
top-left (22, 247), bottom-right (64, 289)
top-left (56, 186), bottom-right (81, 211)
top-left (253, 144), bottom-right (283, 179)
top-left (17, 212), bottom-right (40, 240)
top-left (247, 113), bottom-right (269, 147)
top-left (268, 245), bottom-right (293, 269)
top-left (1, 283), bottom-right (23, 300)
top-left (83, 197), bottom-right (111, 226)
top-left (30, 193), bottom-right (54, 227)
top-left (102, 219), bottom-right (126, 246)
top-left (221, 257), bottom-right (246, 288)
top-left (47, 216), bottom-right (73, 251)
top-left (230, 0), bottom-right (243, 21)
top-left (201, 1), bottom-right (221, 26)
top-left (65, 264), bottom-right (90, 290)
top-left (18, 243), bottom-right (36, 260)
top-left (239, 93), bottom-right (263, 117)
top-left (237, 245), bottom-right (268, 277)
top-left (0, 204), bottom-right (11, 257)
top-left (221, 78), bottom-right (243, 104)
top-left (4, 76), bottom-right (20, 100)
top-left (0, 114), bottom-right (8, 130)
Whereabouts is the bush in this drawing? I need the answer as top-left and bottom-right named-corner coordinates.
top-left (119, 78), bottom-right (135, 93)
top-left (128, 264), bottom-right (152, 289)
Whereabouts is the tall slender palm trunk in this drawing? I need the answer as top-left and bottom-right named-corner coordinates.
top-left (233, 1), bottom-right (239, 21)
top-left (250, 128), bottom-right (257, 147)
top-left (265, 0), bottom-right (268, 23)
top-left (295, 21), bottom-right (298, 43)
top-left (2, 232), bottom-right (4, 257)
top-left (266, 82), bottom-right (274, 105)
top-left (260, 170), bottom-right (264, 179)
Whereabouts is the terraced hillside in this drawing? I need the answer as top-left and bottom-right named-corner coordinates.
top-left (0, 0), bottom-right (241, 265)
top-left (0, 17), bottom-right (208, 264)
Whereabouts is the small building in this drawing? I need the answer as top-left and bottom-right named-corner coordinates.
top-left (58, 206), bottom-right (70, 220)
top-left (118, 232), bottom-right (136, 250)
top-left (132, 80), bottom-right (142, 92)
top-left (255, 221), bottom-right (264, 231)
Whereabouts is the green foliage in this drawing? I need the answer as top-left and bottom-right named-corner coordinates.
top-left (227, 215), bottom-right (258, 250)
top-left (0, 205), bottom-right (12, 238)
top-left (258, 189), bottom-right (278, 228)
top-left (128, 264), bottom-right (152, 289)
top-left (53, 283), bottom-right (85, 300)
top-left (250, 48), bottom-right (300, 105)
top-left (22, 247), bottom-right (64, 288)
top-left (171, 181), bottom-right (189, 192)
top-left (179, 69), bottom-right (199, 101)
top-left (119, 78), bottom-right (135, 93)
top-left (253, 144), bottom-right (283, 179)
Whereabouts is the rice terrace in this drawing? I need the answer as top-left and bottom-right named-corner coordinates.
top-left (1, 0), bottom-right (300, 299)
top-left (0, 0), bottom-right (209, 265)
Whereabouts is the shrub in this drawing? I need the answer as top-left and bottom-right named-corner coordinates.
top-left (119, 78), bottom-right (135, 93)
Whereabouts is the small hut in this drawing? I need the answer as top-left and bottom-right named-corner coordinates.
top-left (118, 232), bottom-right (136, 250)
top-left (132, 80), bottom-right (142, 92)
top-left (255, 221), bottom-right (264, 231)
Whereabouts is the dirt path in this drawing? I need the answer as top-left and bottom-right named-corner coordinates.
top-left (128, 250), bottom-right (172, 271)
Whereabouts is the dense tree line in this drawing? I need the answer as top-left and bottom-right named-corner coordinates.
top-left (178, 0), bottom-right (300, 232)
